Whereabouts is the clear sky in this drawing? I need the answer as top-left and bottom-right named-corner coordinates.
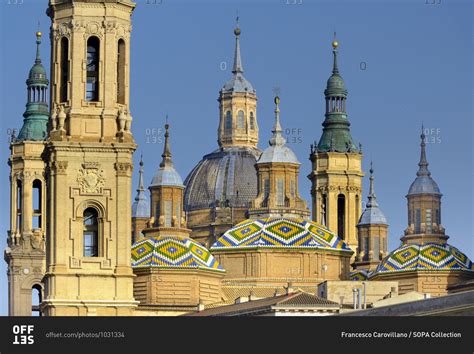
top-left (0, 0), bottom-right (472, 315)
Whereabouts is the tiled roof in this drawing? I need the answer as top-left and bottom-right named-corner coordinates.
top-left (371, 243), bottom-right (474, 276)
top-left (211, 217), bottom-right (352, 252)
top-left (186, 291), bottom-right (339, 316)
top-left (131, 237), bottom-right (224, 272)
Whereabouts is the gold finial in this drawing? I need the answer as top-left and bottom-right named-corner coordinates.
top-left (36, 31), bottom-right (42, 38)
top-left (274, 96), bottom-right (280, 105)
top-left (332, 31), bottom-right (338, 49)
top-left (234, 13), bottom-right (241, 36)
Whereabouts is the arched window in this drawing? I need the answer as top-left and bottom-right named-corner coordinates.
top-left (237, 110), bottom-right (245, 129)
top-left (32, 180), bottom-right (42, 229)
top-left (175, 202), bottom-right (181, 227)
top-left (277, 178), bottom-right (285, 207)
top-left (32, 284), bottom-right (42, 317)
top-left (86, 37), bottom-right (100, 102)
top-left (16, 180), bottom-right (22, 232)
top-left (425, 208), bottom-right (432, 233)
top-left (117, 39), bottom-right (125, 104)
top-left (83, 208), bottom-right (98, 257)
top-left (337, 194), bottom-right (345, 239)
top-left (164, 201), bottom-right (172, 227)
top-left (60, 37), bottom-right (69, 103)
top-left (363, 237), bottom-right (369, 261)
top-left (249, 112), bottom-right (255, 130)
top-left (225, 111), bottom-right (232, 132)
top-left (415, 208), bottom-right (421, 234)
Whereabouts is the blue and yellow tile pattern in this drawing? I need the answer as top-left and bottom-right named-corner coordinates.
top-left (131, 237), bottom-right (224, 272)
top-left (210, 217), bottom-right (352, 252)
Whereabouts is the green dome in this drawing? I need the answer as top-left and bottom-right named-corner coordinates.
top-left (27, 63), bottom-right (48, 85)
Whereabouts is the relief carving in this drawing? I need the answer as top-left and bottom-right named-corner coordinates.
top-left (77, 163), bottom-right (105, 194)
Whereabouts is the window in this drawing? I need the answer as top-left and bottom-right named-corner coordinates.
top-left (32, 180), bottom-right (42, 229)
top-left (175, 202), bottom-right (181, 227)
top-left (164, 201), bottom-right (172, 227)
top-left (86, 37), bottom-right (100, 101)
top-left (263, 178), bottom-right (270, 198)
top-left (337, 194), bottom-right (345, 239)
top-left (32, 284), bottom-right (42, 317)
top-left (83, 208), bottom-right (98, 257)
top-left (250, 112), bottom-right (255, 130)
top-left (415, 208), bottom-right (421, 234)
top-left (60, 37), bottom-right (69, 102)
top-left (435, 209), bottom-right (440, 225)
top-left (16, 180), bottom-right (22, 231)
top-left (237, 110), bottom-right (245, 129)
top-left (363, 237), bottom-right (369, 261)
top-left (290, 179), bottom-right (295, 198)
top-left (426, 208), bottom-right (432, 233)
top-left (117, 39), bottom-right (125, 104)
top-left (277, 179), bottom-right (285, 206)
top-left (373, 236), bottom-right (380, 260)
top-left (155, 203), bottom-right (160, 227)
top-left (225, 111), bottom-right (232, 132)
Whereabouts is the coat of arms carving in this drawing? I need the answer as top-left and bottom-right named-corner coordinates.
top-left (77, 164), bottom-right (105, 194)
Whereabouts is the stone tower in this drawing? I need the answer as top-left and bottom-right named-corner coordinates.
top-left (354, 162), bottom-right (388, 272)
top-left (402, 126), bottom-right (446, 244)
top-left (41, 0), bottom-right (138, 316)
top-left (131, 156), bottom-right (150, 244)
top-left (184, 23), bottom-right (261, 247)
top-left (249, 96), bottom-right (310, 220)
top-left (308, 39), bottom-right (363, 254)
top-left (5, 32), bottom-right (49, 316)
top-left (217, 23), bottom-right (259, 149)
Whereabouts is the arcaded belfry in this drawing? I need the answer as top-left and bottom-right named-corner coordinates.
top-left (131, 124), bottom-right (225, 315)
top-left (370, 128), bottom-right (474, 295)
top-left (308, 38), bottom-right (363, 259)
top-left (184, 23), bottom-right (261, 247)
top-left (41, 0), bottom-right (139, 316)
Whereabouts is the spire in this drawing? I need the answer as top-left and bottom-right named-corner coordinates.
top-left (232, 17), bottom-right (243, 74)
top-left (137, 155), bottom-right (145, 193)
top-left (332, 32), bottom-right (339, 75)
top-left (269, 96), bottom-right (286, 147)
top-left (17, 31), bottom-right (49, 142)
top-left (132, 155), bottom-right (150, 218)
top-left (417, 124), bottom-right (431, 177)
top-left (366, 161), bottom-right (379, 208)
top-left (35, 31), bottom-right (42, 64)
top-left (160, 119), bottom-right (173, 168)
top-left (316, 36), bottom-right (357, 153)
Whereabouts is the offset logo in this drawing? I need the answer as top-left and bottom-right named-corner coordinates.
top-left (12, 325), bottom-right (34, 345)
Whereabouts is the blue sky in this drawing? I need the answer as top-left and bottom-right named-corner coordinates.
top-left (0, 0), bottom-right (472, 315)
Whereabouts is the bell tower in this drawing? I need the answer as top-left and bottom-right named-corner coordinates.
top-left (41, 0), bottom-right (138, 316)
top-left (308, 38), bottom-right (363, 254)
top-left (217, 22), bottom-right (259, 149)
top-left (5, 31), bottom-right (49, 316)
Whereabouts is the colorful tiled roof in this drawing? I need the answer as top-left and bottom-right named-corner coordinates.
top-left (372, 243), bottom-right (474, 275)
top-left (210, 217), bottom-right (352, 252)
top-left (131, 237), bottom-right (224, 272)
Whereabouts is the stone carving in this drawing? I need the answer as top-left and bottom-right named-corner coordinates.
top-left (114, 162), bottom-right (132, 176)
top-left (77, 164), bottom-right (105, 194)
top-left (53, 161), bottom-right (68, 174)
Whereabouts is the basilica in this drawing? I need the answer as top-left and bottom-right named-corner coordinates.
top-left (5, 0), bottom-right (473, 316)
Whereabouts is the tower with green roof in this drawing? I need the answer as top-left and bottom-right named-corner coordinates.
top-left (308, 38), bottom-right (364, 257)
top-left (5, 31), bottom-right (49, 316)
top-left (17, 31), bottom-right (49, 141)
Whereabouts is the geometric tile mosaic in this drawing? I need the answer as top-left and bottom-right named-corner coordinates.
top-left (373, 242), bottom-right (474, 275)
top-left (131, 237), bottom-right (224, 272)
top-left (210, 217), bottom-right (352, 252)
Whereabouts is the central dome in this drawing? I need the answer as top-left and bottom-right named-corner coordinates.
top-left (184, 147), bottom-right (261, 211)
